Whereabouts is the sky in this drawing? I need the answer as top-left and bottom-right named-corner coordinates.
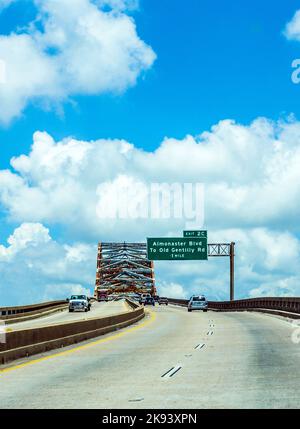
top-left (1, 0), bottom-right (300, 305)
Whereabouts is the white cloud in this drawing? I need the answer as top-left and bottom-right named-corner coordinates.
top-left (0, 223), bottom-right (96, 305)
top-left (1, 117), bottom-right (300, 239)
top-left (64, 243), bottom-right (94, 263)
top-left (0, 0), bottom-right (156, 124)
top-left (284, 10), bottom-right (300, 41)
top-left (0, 223), bottom-right (51, 260)
top-left (248, 277), bottom-right (299, 298)
top-left (1, 116), bottom-right (300, 303)
top-left (43, 283), bottom-right (91, 301)
top-left (158, 281), bottom-right (188, 299)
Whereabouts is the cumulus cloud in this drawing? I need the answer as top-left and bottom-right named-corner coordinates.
top-left (248, 278), bottom-right (299, 298)
top-left (158, 281), bottom-right (188, 299)
top-left (0, 223), bottom-right (96, 306)
top-left (0, 116), bottom-right (300, 302)
top-left (0, 223), bottom-right (51, 260)
top-left (284, 10), bottom-right (300, 41)
top-left (42, 283), bottom-right (91, 301)
top-left (1, 117), bottom-right (300, 240)
top-left (0, 0), bottom-right (156, 124)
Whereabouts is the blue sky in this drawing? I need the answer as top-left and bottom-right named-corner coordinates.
top-left (1, 0), bottom-right (300, 305)
top-left (1, 0), bottom-right (300, 162)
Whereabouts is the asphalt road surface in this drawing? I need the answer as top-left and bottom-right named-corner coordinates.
top-left (1, 304), bottom-right (299, 409)
top-left (6, 301), bottom-right (129, 331)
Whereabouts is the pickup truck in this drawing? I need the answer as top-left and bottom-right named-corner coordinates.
top-left (68, 295), bottom-right (91, 312)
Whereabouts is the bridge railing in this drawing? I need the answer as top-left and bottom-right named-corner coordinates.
top-left (208, 297), bottom-right (300, 314)
top-left (0, 300), bottom-right (68, 319)
top-left (167, 297), bottom-right (300, 317)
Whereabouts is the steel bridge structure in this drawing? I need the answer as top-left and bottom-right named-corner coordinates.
top-left (94, 242), bottom-right (156, 299)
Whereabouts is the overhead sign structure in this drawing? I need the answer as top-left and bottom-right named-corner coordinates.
top-left (183, 230), bottom-right (207, 238)
top-left (147, 237), bottom-right (208, 261)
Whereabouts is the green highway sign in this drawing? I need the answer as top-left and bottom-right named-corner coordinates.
top-left (183, 230), bottom-right (207, 238)
top-left (147, 237), bottom-right (208, 261)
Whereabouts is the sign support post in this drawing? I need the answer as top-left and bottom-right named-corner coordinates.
top-left (230, 242), bottom-right (235, 301)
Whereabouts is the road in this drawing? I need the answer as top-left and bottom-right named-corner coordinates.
top-left (0, 304), bottom-right (300, 409)
top-left (6, 301), bottom-right (129, 331)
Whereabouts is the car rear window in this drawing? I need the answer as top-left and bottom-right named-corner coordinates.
top-left (192, 297), bottom-right (206, 301)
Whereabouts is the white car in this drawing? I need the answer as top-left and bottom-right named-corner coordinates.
top-left (68, 295), bottom-right (91, 312)
top-left (188, 295), bottom-right (208, 312)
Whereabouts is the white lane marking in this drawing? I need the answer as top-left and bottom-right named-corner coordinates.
top-left (195, 343), bottom-right (205, 350)
top-left (161, 367), bottom-right (174, 377)
top-left (161, 365), bottom-right (182, 378)
top-left (128, 398), bottom-right (144, 402)
top-left (207, 330), bottom-right (214, 336)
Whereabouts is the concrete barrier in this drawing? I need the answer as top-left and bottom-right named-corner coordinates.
top-left (0, 299), bottom-right (144, 365)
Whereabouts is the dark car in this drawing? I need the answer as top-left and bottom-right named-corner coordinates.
top-left (144, 296), bottom-right (155, 306)
top-left (158, 297), bottom-right (168, 305)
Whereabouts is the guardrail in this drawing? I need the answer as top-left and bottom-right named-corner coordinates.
top-left (0, 298), bottom-right (144, 365)
top-left (167, 297), bottom-right (300, 318)
top-left (0, 300), bottom-right (68, 319)
top-left (208, 297), bottom-right (300, 317)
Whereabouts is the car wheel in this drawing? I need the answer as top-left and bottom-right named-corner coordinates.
top-left (85, 308), bottom-right (88, 312)
top-left (204, 309), bottom-right (208, 312)
top-left (188, 309), bottom-right (192, 312)
top-left (69, 309), bottom-right (73, 313)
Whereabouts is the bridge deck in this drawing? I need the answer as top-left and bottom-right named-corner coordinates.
top-left (0, 305), bottom-right (299, 409)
